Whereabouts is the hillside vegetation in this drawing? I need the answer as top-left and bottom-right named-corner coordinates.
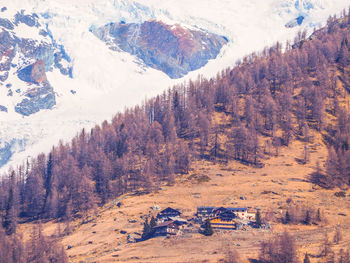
top-left (0, 8), bottom-right (350, 263)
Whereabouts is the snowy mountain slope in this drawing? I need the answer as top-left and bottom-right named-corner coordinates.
top-left (0, 0), bottom-right (349, 173)
top-left (0, 9), bottom-right (72, 117)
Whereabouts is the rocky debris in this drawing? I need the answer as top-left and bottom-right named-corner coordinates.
top-left (240, 196), bottom-right (247, 200)
top-left (120, 230), bottom-right (127, 234)
top-left (0, 105), bottom-right (7, 112)
top-left (15, 84), bottom-right (56, 116)
top-left (92, 20), bottom-right (228, 79)
top-left (1, 7), bottom-right (7, 12)
top-left (285, 16), bottom-right (305, 28)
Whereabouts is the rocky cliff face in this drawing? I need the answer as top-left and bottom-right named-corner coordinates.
top-left (92, 20), bottom-right (228, 78)
top-left (0, 9), bottom-right (71, 116)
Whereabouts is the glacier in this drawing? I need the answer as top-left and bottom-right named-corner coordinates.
top-left (0, 0), bottom-right (349, 173)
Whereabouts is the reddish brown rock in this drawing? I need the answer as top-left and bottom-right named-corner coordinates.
top-left (93, 20), bottom-right (228, 78)
top-left (30, 59), bottom-right (47, 84)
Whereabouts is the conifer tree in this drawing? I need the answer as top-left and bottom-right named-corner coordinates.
top-left (303, 253), bottom-right (311, 263)
top-left (255, 210), bottom-right (262, 228)
top-left (142, 219), bottom-right (151, 240)
top-left (284, 210), bottom-right (291, 224)
top-left (316, 208), bottom-right (322, 222)
top-left (304, 210), bottom-right (311, 225)
top-left (2, 185), bottom-right (17, 235)
top-left (203, 219), bottom-right (213, 236)
top-left (149, 216), bottom-right (157, 237)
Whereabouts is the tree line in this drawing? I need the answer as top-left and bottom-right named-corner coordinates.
top-left (1, 8), bottom-right (350, 234)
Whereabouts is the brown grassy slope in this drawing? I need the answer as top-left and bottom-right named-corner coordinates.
top-left (19, 126), bottom-right (350, 263)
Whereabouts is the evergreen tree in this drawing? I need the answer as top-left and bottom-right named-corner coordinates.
top-left (255, 210), bottom-right (262, 228)
top-left (304, 210), bottom-right (311, 225)
top-left (142, 219), bottom-right (151, 240)
top-left (303, 253), bottom-right (311, 263)
top-left (316, 208), bottom-right (322, 222)
top-left (203, 219), bottom-right (213, 236)
top-left (2, 186), bottom-right (16, 235)
top-left (149, 216), bottom-right (157, 237)
top-left (284, 210), bottom-right (291, 224)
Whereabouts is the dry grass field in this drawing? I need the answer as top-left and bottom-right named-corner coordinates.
top-left (20, 129), bottom-right (350, 263)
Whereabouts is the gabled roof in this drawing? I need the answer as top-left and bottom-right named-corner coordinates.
top-left (219, 210), bottom-right (236, 217)
top-left (214, 207), bottom-right (228, 212)
top-left (168, 217), bottom-right (187, 223)
top-left (159, 207), bottom-right (181, 215)
top-left (197, 206), bottom-right (215, 210)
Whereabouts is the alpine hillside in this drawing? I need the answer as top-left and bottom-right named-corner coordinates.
top-left (0, 0), bottom-right (349, 173)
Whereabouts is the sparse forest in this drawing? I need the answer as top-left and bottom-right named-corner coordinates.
top-left (0, 223), bottom-right (68, 263)
top-left (0, 8), bottom-right (350, 236)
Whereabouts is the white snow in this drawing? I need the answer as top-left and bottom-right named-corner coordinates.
top-left (0, 0), bottom-right (349, 173)
top-left (12, 22), bottom-right (46, 42)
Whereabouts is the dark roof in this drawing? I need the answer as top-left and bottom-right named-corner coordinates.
top-left (197, 206), bottom-right (215, 210)
top-left (159, 207), bottom-right (181, 215)
top-left (214, 207), bottom-right (227, 212)
top-left (219, 210), bottom-right (236, 218)
top-left (153, 220), bottom-right (179, 228)
top-left (227, 208), bottom-right (247, 211)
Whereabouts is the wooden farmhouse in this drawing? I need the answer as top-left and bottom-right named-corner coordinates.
top-left (226, 207), bottom-right (248, 219)
top-left (197, 206), bottom-right (250, 220)
top-left (153, 220), bottom-right (181, 236)
top-left (157, 207), bottom-right (182, 222)
top-left (197, 206), bottom-right (215, 218)
top-left (210, 208), bottom-right (237, 230)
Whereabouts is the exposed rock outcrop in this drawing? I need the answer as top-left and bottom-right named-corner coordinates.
top-left (92, 20), bottom-right (228, 78)
top-left (0, 10), bottom-right (72, 116)
top-left (18, 60), bottom-right (47, 84)
top-left (15, 83), bottom-right (56, 116)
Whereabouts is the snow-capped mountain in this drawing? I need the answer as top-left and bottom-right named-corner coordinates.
top-left (0, 0), bottom-right (349, 173)
top-left (0, 10), bottom-right (72, 117)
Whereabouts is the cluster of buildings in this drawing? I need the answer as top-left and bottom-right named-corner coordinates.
top-left (197, 206), bottom-right (256, 230)
top-left (148, 206), bottom-right (258, 238)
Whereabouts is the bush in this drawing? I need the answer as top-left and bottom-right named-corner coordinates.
top-left (334, 191), bottom-right (346, 197)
